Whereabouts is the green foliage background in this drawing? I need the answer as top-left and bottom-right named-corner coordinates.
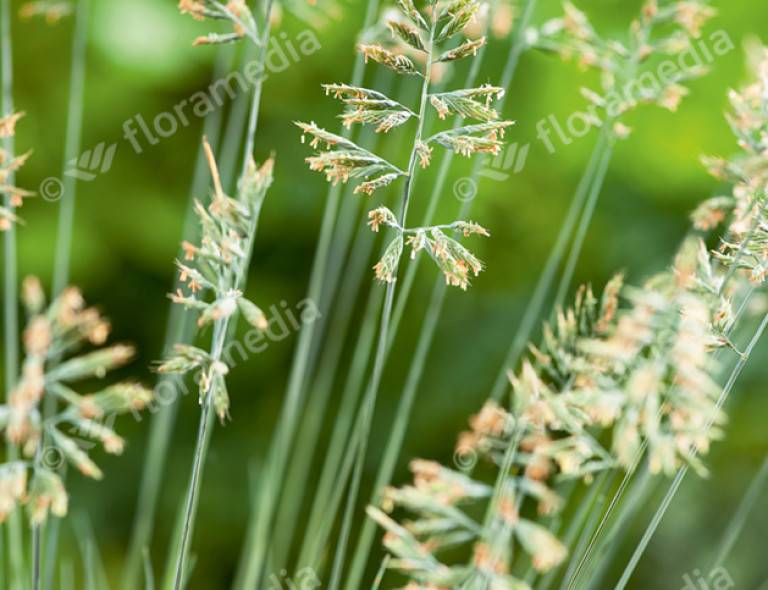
top-left (3, 0), bottom-right (768, 587)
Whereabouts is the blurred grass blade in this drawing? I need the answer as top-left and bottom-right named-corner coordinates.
top-left (1, 0), bottom-right (24, 585)
top-left (712, 453), bottom-right (768, 568)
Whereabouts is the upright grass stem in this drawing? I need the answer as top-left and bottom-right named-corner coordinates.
top-left (165, 3), bottom-right (275, 586)
top-left (51, 0), bottom-right (89, 298)
top-left (122, 47), bottom-right (233, 590)
top-left (343, 3), bottom-right (538, 585)
top-left (489, 128), bottom-right (611, 402)
top-left (232, 2), bottom-right (381, 587)
top-left (36, 2), bottom-right (90, 585)
top-left (172, 320), bottom-right (229, 590)
top-left (328, 16), bottom-right (436, 585)
top-left (1, 0), bottom-right (25, 586)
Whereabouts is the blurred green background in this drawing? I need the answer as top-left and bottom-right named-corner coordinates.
top-left (4, 0), bottom-right (768, 587)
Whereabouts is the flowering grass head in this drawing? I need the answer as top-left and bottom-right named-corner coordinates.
top-left (298, 0), bottom-right (514, 288)
top-left (0, 277), bottom-right (152, 524)
top-left (529, 0), bottom-right (717, 140)
top-left (158, 137), bottom-right (274, 421)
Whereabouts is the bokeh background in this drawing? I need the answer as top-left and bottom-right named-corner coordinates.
top-left (3, 0), bottom-right (768, 587)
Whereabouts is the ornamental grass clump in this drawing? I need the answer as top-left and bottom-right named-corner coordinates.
top-left (0, 277), bottom-right (152, 524)
top-left (157, 137), bottom-right (274, 588)
top-left (368, 45), bottom-right (768, 590)
top-left (297, 0), bottom-right (514, 289)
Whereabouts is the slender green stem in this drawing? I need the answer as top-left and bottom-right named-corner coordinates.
top-left (711, 453), bottom-right (768, 569)
top-left (489, 129), bottom-right (610, 402)
top-left (239, 0), bottom-right (272, 187)
top-left (52, 0), bottom-right (89, 297)
top-left (536, 476), bottom-right (609, 590)
top-left (122, 47), bottom-right (234, 590)
top-left (36, 2), bottom-right (91, 584)
top-left (32, 517), bottom-right (42, 590)
top-left (342, 4), bottom-right (538, 584)
top-left (328, 281), bottom-right (397, 590)
top-left (232, 2), bottom-right (381, 586)
top-left (329, 17), bottom-right (437, 586)
top-left (1, 0), bottom-right (25, 586)
top-left (552, 136), bottom-right (615, 312)
top-left (615, 312), bottom-right (768, 590)
top-left (171, 318), bottom-right (229, 590)
top-left (296, 280), bottom-right (385, 572)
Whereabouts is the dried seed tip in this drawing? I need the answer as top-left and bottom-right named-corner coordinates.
top-left (415, 141), bottom-right (432, 168)
top-left (23, 316), bottom-right (52, 356)
top-left (515, 520), bottom-right (568, 573)
top-left (202, 135), bottom-right (226, 202)
top-left (19, 0), bottom-right (73, 25)
top-left (438, 0), bottom-right (481, 41)
top-left (454, 220), bottom-right (490, 237)
top-left (0, 111), bottom-right (25, 138)
top-left (237, 297), bottom-right (269, 330)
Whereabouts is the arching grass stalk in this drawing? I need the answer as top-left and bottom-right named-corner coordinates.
top-left (231, 3), bottom-right (381, 586)
top-left (160, 138), bottom-right (274, 589)
top-left (271, 83), bottom-right (396, 568)
top-left (343, 2), bottom-right (538, 586)
top-left (292, 74), bottom-right (456, 578)
top-left (122, 45), bottom-right (237, 590)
